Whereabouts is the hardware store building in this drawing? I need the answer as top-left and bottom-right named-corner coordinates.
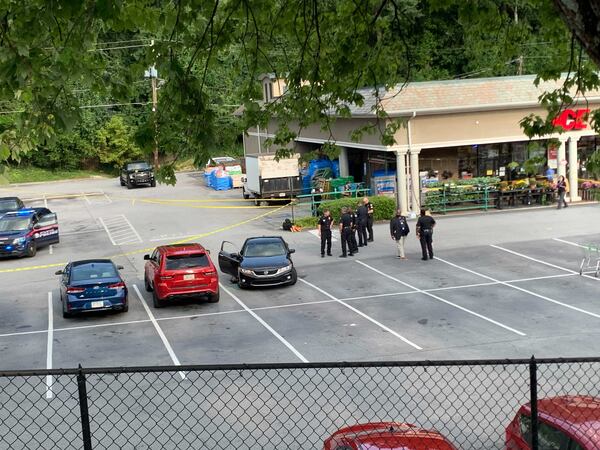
top-left (243, 74), bottom-right (600, 214)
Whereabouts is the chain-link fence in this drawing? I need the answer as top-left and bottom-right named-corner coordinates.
top-left (1, 358), bottom-right (600, 449)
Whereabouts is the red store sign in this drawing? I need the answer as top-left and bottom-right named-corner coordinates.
top-left (551, 108), bottom-right (590, 130)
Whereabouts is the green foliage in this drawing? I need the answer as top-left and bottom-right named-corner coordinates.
top-left (522, 156), bottom-right (546, 176)
top-left (5, 166), bottom-right (108, 184)
top-left (318, 196), bottom-right (396, 222)
top-left (96, 116), bottom-right (144, 170)
top-left (293, 216), bottom-right (319, 229)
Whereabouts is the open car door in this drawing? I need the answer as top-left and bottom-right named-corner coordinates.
top-left (218, 241), bottom-right (241, 276)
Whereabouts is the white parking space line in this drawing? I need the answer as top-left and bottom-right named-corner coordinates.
top-left (43, 195), bottom-right (48, 208)
top-left (98, 215), bottom-right (143, 245)
top-left (49, 245), bottom-right (53, 255)
top-left (46, 292), bottom-right (53, 399)
top-left (299, 278), bottom-right (424, 350)
top-left (133, 285), bottom-right (185, 379)
top-left (150, 234), bottom-right (200, 242)
top-left (490, 244), bottom-right (579, 275)
top-left (81, 192), bottom-right (91, 205)
top-left (220, 283), bottom-right (309, 362)
top-left (356, 260), bottom-right (526, 336)
top-left (104, 194), bottom-right (113, 204)
top-left (552, 237), bottom-right (586, 248)
top-left (435, 255), bottom-right (600, 320)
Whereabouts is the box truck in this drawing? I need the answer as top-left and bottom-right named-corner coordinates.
top-left (242, 154), bottom-right (302, 204)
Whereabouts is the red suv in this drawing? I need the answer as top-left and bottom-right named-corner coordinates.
top-left (506, 395), bottom-right (600, 450)
top-left (144, 243), bottom-right (219, 308)
top-left (324, 422), bottom-right (457, 450)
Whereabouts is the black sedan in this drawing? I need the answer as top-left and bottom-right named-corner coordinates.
top-left (218, 236), bottom-right (297, 288)
top-left (56, 259), bottom-right (128, 318)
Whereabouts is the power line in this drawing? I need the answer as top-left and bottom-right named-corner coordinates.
top-left (0, 101), bottom-right (152, 114)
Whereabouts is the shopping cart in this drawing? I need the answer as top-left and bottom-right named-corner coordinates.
top-left (580, 243), bottom-right (600, 276)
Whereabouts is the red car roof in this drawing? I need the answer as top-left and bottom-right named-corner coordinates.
top-left (326, 422), bottom-right (457, 450)
top-left (158, 243), bottom-right (207, 256)
top-left (523, 396), bottom-right (600, 446)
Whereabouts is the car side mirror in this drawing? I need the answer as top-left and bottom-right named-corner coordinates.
top-left (117, 265), bottom-right (124, 270)
top-left (289, 249), bottom-right (296, 254)
top-left (143, 254), bottom-right (150, 260)
top-left (206, 249), bottom-right (210, 255)
top-left (55, 270), bottom-right (63, 275)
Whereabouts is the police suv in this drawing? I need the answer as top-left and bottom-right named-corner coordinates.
top-left (0, 208), bottom-right (59, 258)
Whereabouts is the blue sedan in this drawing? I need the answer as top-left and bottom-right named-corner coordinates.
top-left (56, 260), bottom-right (128, 318)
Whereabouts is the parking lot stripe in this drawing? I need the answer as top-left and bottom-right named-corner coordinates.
top-left (299, 278), bottom-right (424, 350)
top-left (46, 292), bottom-right (53, 399)
top-left (552, 237), bottom-right (585, 248)
top-left (219, 283), bottom-right (309, 362)
top-left (356, 260), bottom-right (526, 336)
top-left (132, 285), bottom-right (185, 379)
top-left (490, 244), bottom-right (579, 275)
top-left (49, 245), bottom-right (53, 255)
top-left (98, 217), bottom-right (117, 245)
top-left (435, 255), bottom-right (600, 320)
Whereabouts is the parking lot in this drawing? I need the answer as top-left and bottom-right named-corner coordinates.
top-left (1, 172), bottom-right (600, 374)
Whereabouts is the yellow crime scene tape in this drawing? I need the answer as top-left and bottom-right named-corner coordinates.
top-left (0, 201), bottom-right (293, 274)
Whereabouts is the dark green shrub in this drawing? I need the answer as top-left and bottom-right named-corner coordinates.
top-left (318, 195), bottom-right (396, 221)
top-left (294, 216), bottom-right (319, 228)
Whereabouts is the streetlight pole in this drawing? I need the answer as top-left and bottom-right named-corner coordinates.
top-left (145, 65), bottom-right (159, 169)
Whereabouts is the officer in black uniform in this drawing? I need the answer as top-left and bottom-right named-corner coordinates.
top-left (416, 208), bottom-right (436, 260)
top-left (317, 209), bottom-right (334, 257)
top-left (339, 207), bottom-right (354, 257)
top-left (363, 197), bottom-right (374, 242)
top-left (348, 206), bottom-right (359, 254)
top-left (356, 201), bottom-right (369, 247)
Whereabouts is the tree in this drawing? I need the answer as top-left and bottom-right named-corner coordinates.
top-left (0, 0), bottom-right (597, 184)
top-left (96, 116), bottom-right (144, 170)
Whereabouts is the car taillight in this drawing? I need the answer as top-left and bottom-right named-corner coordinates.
top-left (160, 276), bottom-right (173, 280)
top-left (66, 287), bottom-right (85, 294)
top-left (204, 271), bottom-right (216, 276)
top-left (108, 282), bottom-right (126, 290)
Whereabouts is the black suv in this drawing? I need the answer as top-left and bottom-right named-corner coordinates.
top-left (0, 197), bottom-right (25, 216)
top-left (120, 161), bottom-right (156, 189)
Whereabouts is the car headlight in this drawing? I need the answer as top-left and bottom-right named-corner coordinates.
top-left (129, 174), bottom-right (135, 178)
top-left (276, 264), bottom-right (292, 274)
top-left (12, 237), bottom-right (26, 245)
top-left (240, 268), bottom-right (254, 275)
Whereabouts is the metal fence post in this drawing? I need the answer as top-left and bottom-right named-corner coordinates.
top-left (77, 365), bottom-right (93, 450)
top-left (529, 356), bottom-right (538, 450)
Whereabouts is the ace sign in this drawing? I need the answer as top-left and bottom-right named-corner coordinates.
top-left (551, 108), bottom-right (590, 130)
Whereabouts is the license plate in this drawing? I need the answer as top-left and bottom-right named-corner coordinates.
top-left (91, 301), bottom-right (104, 308)
top-left (279, 193), bottom-right (286, 197)
top-left (183, 274), bottom-right (195, 280)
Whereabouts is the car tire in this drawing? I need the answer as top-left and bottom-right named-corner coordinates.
top-left (288, 268), bottom-right (297, 286)
top-left (150, 180), bottom-right (156, 187)
top-left (126, 180), bottom-right (133, 189)
top-left (26, 242), bottom-right (36, 258)
top-left (237, 279), bottom-right (247, 289)
top-left (120, 178), bottom-right (125, 186)
top-left (122, 304), bottom-right (129, 313)
top-left (208, 290), bottom-right (220, 303)
top-left (243, 189), bottom-right (250, 200)
top-left (144, 275), bottom-right (153, 292)
top-left (152, 290), bottom-right (164, 308)
top-left (62, 311), bottom-right (72, 318)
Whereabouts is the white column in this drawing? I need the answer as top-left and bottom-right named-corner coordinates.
top-left (395, 149), bottom-right (408, 214)
top-left (557, 136), bottom-right (567, 178)
top-left (568, 136), bottom-right (581, 201)
top-left (338, 147), bottom-right (349, 177)
top-left (409, 148), bottom-right (421, 213)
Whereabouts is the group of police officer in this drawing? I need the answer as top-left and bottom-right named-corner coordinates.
top-left (317, 197), bottom-right (437, 260)
top-left (317, 197), bottom-right (373, 258)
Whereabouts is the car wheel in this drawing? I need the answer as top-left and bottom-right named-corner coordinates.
top-left (288, 268), bottom-right (297, 286)
top-left (126, 180), bottom-right (133, 189)
top-left (242, 189), bottom-right (250, 200)
top-left (152, 290), bottom-right (164, 308)
top-left (122, 304), bottom-right (129, 313)
top-left (62, 310), bottom-right (72, 318)
top-left (144, 275), bottom-right (153, 292)
top-left (150, 180), bottom-right (156, 187)
top-left (208, 290), bottom-right (220, 303)
top-left (26, 242), bottom-right (36, 258)
top-left (120, 178), bottom-right (125, 186)
top-left (237, 279), bottom-right (247, 289)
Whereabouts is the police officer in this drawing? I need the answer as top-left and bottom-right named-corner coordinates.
top-left (339, 207), bottom-right (354, 257)
top-left (348, 205), bottom-right (359, 254)
top-left (363, 197), bottom-right (374, 242)
top-left (416, 208), bottom-right (436, 261)
top-left (318, 209), bottom-right (334, 257)
top-left (356, 201), bottom-right (368, 247)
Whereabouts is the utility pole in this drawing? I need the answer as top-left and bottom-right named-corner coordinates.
top-left (145, 65), bottom-right (159, 168)
top-left (515, 1), bottom-right (524, 75)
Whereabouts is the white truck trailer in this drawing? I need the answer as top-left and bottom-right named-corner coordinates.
top-left (242, 154), bottom-right (302, 203)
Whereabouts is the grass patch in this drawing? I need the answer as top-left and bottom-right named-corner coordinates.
top-left (4, 166), bottom-right (111, 184)
top-left (294, 216), bottom-right (319, 229)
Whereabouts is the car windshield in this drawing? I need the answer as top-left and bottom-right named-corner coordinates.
top-left (165, 254), bottom-right (209, 270)
top-left (71, 263), bottom-right (118, 282)
top-left (0, 199), bottom-right (19, 211)
top-left (0, 217), bottom-right (30, 232)
top-left (244, 240), bottom-right (287, 257)
top-left (127, 162), bottom-right (150, 171)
